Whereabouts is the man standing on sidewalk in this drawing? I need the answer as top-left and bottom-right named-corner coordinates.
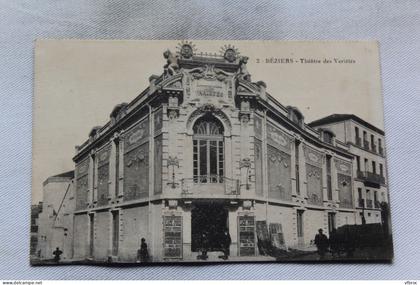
top-left (314, 229), bottom-right (329, 260)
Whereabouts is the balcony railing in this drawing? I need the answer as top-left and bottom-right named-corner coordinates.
top-left (355, 137), bottom-right (362, 146)
top-left (371, 143), bottom-right (377, 153)
top-left (363, 140), bottom-right (370, 150)
top-left (181, 175), bottom-right (240, 196)
top-left (358, 198), bottom-right (365, 208)
top-left (366, 199), bottom-right (373, 208)
top-left (357, 171), bottom-right (385, 186)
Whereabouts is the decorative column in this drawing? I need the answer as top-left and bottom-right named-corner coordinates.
top-left (331, 158), bottom-right (340, 203)
top-left (88, 149), bottom-right (97, 206)
top-left (261, 110), bottom-right (269, 200)
top-left (117, 131), bottom-right (124, 199)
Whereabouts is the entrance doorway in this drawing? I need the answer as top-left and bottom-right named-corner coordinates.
top-left (191, 202), bottom-right (228, 252)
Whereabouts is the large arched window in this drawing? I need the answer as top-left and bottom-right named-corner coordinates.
top-left (193, 115), bottom-right (224, 183)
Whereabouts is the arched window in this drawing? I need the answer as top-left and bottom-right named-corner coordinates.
top-left (193, 115), bottom-right (224, 183)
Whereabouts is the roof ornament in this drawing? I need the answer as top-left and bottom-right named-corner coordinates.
top-left (176, 41), bottom-right (197, 59)
top-left (220, 44), bottom-right (240, 63)
top-left (163, 49), bottom-right (179, 77)
top-left (238, 56), bottom-right (251, 81)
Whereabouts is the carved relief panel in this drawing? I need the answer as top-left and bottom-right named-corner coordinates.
top-left (267, 122), bottom-right (292, 154)
top-left (306, 163), bottom-right (323, 205)
top-left (75, 158), bottom-right (89, 210)
top-left (267, 145), bottom-right (292, 201)
top-left (124, 119), bottom-right (149, 153)
top-left (97, 145), bottom-right (110, 206)
top-left (304, 146), bottom-right (324, 205)
top-left (123, 118), bottom-right (150, 201)
top-left (154, 108), bottom-right (163, 134)
top-left (182, 65), bottom-right (235, 105)
top-left (254, 115), bottom-right (263, 140)
top-left (338, 173), bottom-right (353, 209)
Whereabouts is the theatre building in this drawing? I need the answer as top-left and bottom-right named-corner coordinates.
top-left (68, 44), bottom-right (359, 262)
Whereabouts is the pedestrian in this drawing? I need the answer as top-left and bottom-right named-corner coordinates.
top-left (220, 229), bottom-right (231, 260)
top-left (138, 237), bottom-right (149, 262)
top-left (200, 231), bottom-right (209, 260)
top-left (314, 228), bottom-right (329, 260)
top-left (52, 247), bottom-right (63, 263)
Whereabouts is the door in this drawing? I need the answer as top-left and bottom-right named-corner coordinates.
top-left (191, 202), bottom-right (228, 252)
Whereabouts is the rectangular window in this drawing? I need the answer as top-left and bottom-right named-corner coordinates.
top-left (380, 163), bottom-right (384, 177)
top-left (199, 140), bottom-right (207, 181)
top-left (218, 141), bottom-right (224, 181)
top-left (295, 140), bottom-right (300, 195)
top-left (326, 155), bottom-right (332, 200)
top-left (372, 161), bottom-right (376, 174)
top-left (356, 156), bottom-right (361, 171)
top-left (193, 140), bottom-right (198, 181)
top-left (355, 127), bottom-right (359, 141)
top-left (210, 141), bottom-right (217, 182)
top-left (364, 158), bottom-right (368, 172)
top-left (358, 188), bottom-right (363, 207)
top-left (371, 134), bottom-right (375, 147)
top-left (193, 139), bottom-right (224, 183)
top-left (112, 211), bottom-right (119, 256)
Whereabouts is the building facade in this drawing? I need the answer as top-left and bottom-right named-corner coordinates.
top-left (30, 202), bottom-right (43, 257)
top-left (36, 171), bottom-right (75, 261)
top-left (308, 114), bottom-right (389, 225)
top-left (37, 44), bottom-right (389, 263)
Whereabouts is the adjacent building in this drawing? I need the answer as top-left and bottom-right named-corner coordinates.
top-left (36, 171), bottom-right (75, 261)
top-left (309, 114), bottom-right (389, 225)
top-left (30, 202), bottom-right (43, 257)
top-left (36, 44), bottom-right (389, 263)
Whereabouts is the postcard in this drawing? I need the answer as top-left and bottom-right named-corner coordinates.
top-left (31, 40), bottom-right (392, 264)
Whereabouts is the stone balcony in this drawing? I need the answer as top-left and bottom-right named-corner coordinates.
top-left (180, 175), bottom-right (240, 198)
top-left (357, 171), bottom-right (385, 188)
top-left (371, 143), bottom-right (377, 153)
top-left (363, 140), bottom-right (370, 150)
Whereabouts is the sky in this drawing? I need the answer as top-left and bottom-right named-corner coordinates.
top-left (32, 40), bottom-right (383, 203)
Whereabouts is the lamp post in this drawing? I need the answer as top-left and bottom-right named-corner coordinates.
top-left (240, 158), bottom-right (251, 190)
top-left (167, 156), bottom-right (179, 189)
